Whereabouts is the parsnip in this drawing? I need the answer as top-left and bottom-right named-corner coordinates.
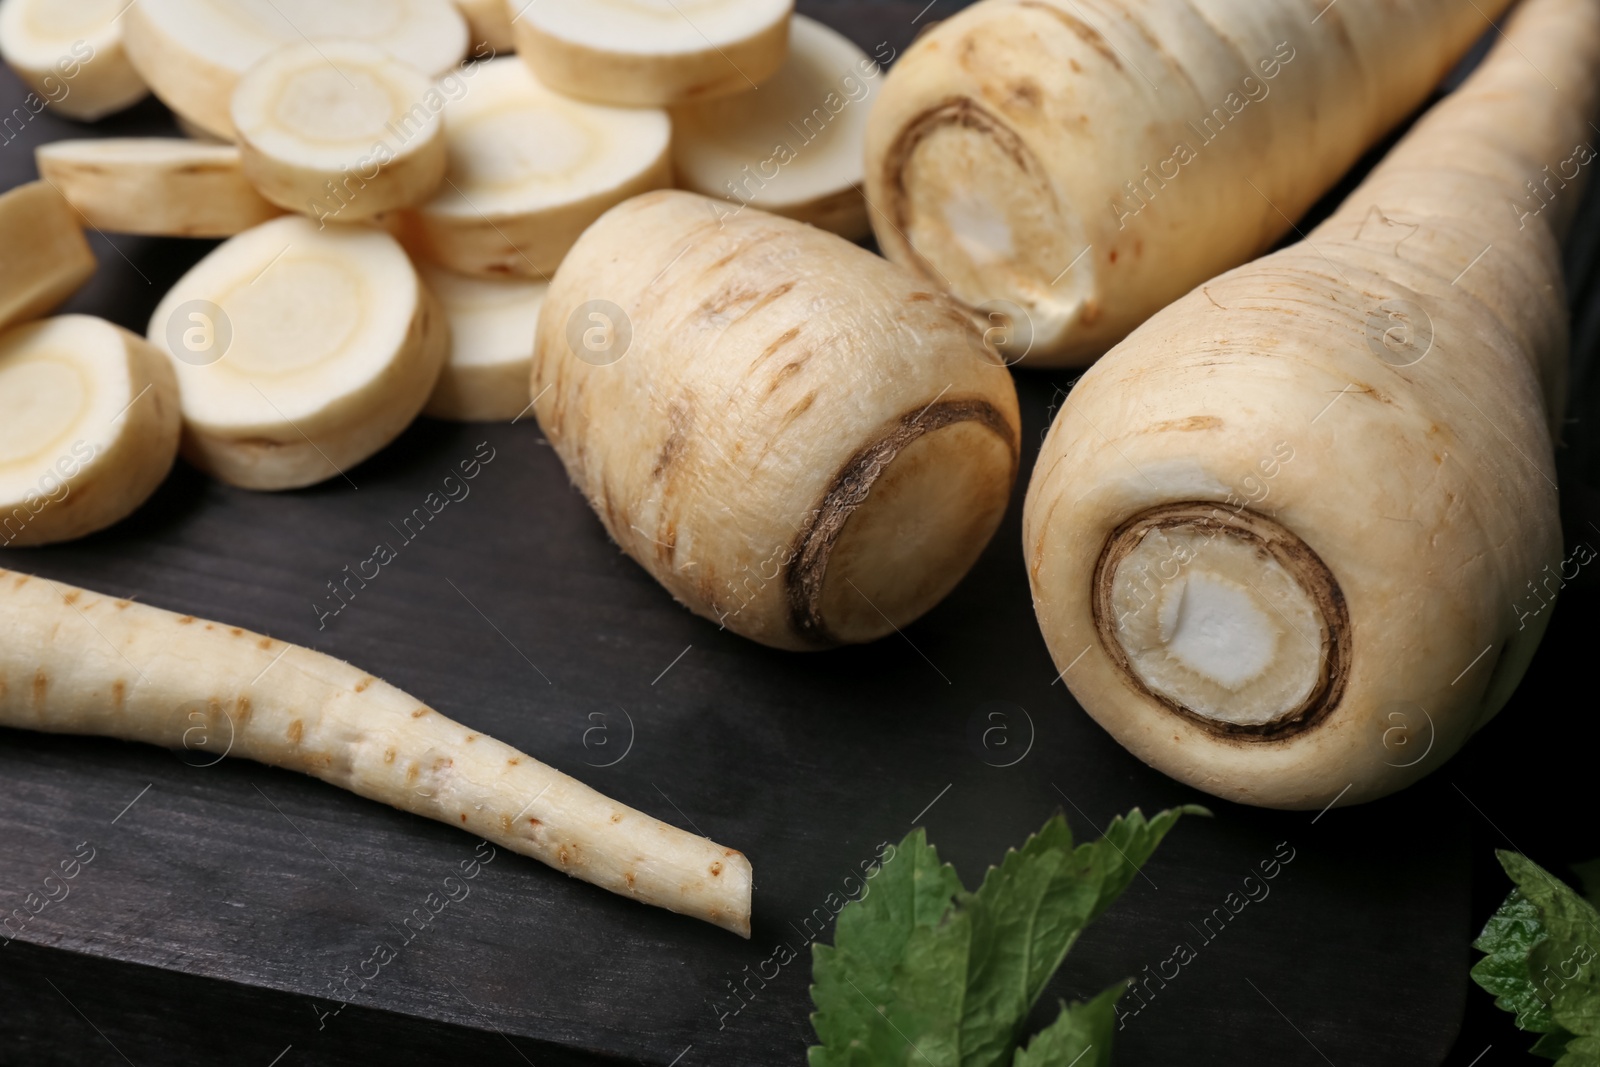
top-left (1023, 0), bottom-right (1599, 809)
top-left (453, 0), bottom-right (511, 53)
top-left (146, 215), bottom-right (449, 491)
top-left (670, 15), bottom-right (878, 239)
top-left (400, 57), bottom-right (671, 279)
top-left (0, 316), bottom-right (180, 548)
top-left (232, 41), bottom-right (446, 223)
top-left (864, 0), bottom-right (1516, 366)
top-left (0, 567), bottom-right (753, 935)
top-left (0, 0), bottom-right (147, 121)
top-left (35, 139), bottom-right (282, 238)
top-left (510, 0), bottom-right (790, 108)
top-left (533, 190), bottom-right (1021, 650)
top-left (0, 181), bottom-right (95, 334)
top-left (121, 0), bottom-right (467, 141)
top-left (419, 263), bottom-right (545, 422)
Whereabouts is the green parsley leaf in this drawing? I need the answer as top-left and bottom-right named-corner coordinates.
top-left (1011, 984), bottom-right (1123, 1067)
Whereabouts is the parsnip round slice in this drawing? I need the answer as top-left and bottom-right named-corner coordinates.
top-left (510, 0), bottom-right (791, 107)
top-left (231, 41), bottom-right (446, 223)
top-left (35, 139), bottom-right (283, 238)
top-left (453, 0), bottom-right (511, 53)
top-left (401, 57), bottom-right (671, 279)
top-left (0, 315), bottom-right (180, 547)
top-left (0, 181), bottom-right (95, 335)
top-left (146, 215), bottom-right (449, 491)
top-left (419, 264), bottom-right (545, 421)
top-left (670, 15), bottom-right (877, 239)
top-left (0, 0), bottom-right (148, 120)
top-left (122, 0), bottom-right (468, 140)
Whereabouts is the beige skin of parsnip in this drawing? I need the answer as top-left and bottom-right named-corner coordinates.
top-left (1023, 0), bottom-right (1599, 810)
top-left (0, 568), bottom-right (754, 935)
top-left (0, 182), bottom-right (95, 334)
top-left (864, 0), bottom-right (1516, 367)
top-left (533, 190), bottom-right (1021, 650)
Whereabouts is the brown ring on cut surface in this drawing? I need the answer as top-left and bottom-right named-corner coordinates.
top-left (785, 398), bottom-right (1017, 646)
top-left (1091, 502), bottom-right (1352, 741)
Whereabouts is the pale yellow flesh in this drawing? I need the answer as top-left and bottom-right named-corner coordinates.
top-left (420, 264), bottom-right (545, 422)
top-left (0, 0), bottom-right (149, 120)
top-left (865, 0), bottom-right (1517, 366)
top-left (0, 567), bottom-right (753, 936)
top-left (533, 190), bottom-right (1021, 651)
top-left (36, 138), bottom-right (282, 238)
top-left (0, 181), bottom-right (95, 335)
top-left (1022, 0), bottom-right (1598, 810)
top-left (0, 315), bottom-right (180, 548)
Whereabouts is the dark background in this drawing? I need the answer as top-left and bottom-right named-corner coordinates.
top-left (2, 2), bottom-right (1597, 1065)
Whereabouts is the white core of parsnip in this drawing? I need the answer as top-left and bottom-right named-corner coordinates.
top-left (401, 58), bottom-right (671, 279)
top-left (0, 567), bottom-right (754, 936)
top-left (0, 181), bottom-right (95, 336)
top-left (419, 263), bottom-right (545, 422)
top-left (533, 190), bottom-right (1021, 650)
top-left (0, 0), bottom-right (148, 120)
top-left (670, 14), bottom-right (878, 239)
top-left (0, 316), bottom-right (180, 547)
top-left (1022, 0), bottom-right (1600, 809)
top-left (509, 0), bottom-right (791, 107)
top-left (122, 0), bottom-right (467, 140)
top-left (864, 0), bottom-right (1518, 366)
top-left (146, 215), bottom-right (449, 490)
top-left (36, 139), bottom-right (283, 238)
top-left (231, 41), bottom-right (446, 222)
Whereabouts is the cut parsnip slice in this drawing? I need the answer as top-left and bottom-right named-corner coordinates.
top-left (0, 316), bottom-right (180, 547)
top-left (0, 181), bottom-right (95, 334)
top-left (232, 41), bottom-right (446, 223)
top-left (453, 0), bottom-right (512, 52)
top-left (122, 0), bottom-right (468, 140)
top-left (0, 0), bottom-right (148, 120)
top-left (400, 57), bottom-right (670, 279)
top-left (510, 0), bottom-right (791, 106)
top-left (36, 139), bottom-right (282, 238)
top-left (146, 215), bottom-right (449, 491)
top-left (419, 264), bottom-right (545, 421)
top-left (0, 567), bottom-right (754, 935)
top-left (671, 15), bottom-right (879, 239)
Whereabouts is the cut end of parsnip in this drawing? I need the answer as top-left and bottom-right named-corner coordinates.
top-left (0, 315), bottom-right (180, 547)
top-left (670, 14), bottom-right (877, 238)
top-left (0, 181), bottom-right (96, 335)
top-left (419, 263), bottom-right (545, 421)
top-left (1093, 504), bottom-right (1350, 738)
top-left (0, 0), bottom-right (148, 120)
top-left (36, 138), bottom-right (283, 238)
top-left (511, 0), bottom-right (792, 107)
top-left (147, 215), bottom-right (447, 490)
top-left (882, 99), bottom-right (1093, 361)
top-left (402, 57), bottom-right (671, 278)
top-left (232, 41), bottom-right (446, 222)
top-left (122, 0), bottom-right (468, 140)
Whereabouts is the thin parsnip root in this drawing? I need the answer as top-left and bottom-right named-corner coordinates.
top-left (670, 15), bottom-right (879, 239)
top-left (0, 316), bottom-right (180, 548)
top-left (232, 41), bottom-right (446, 223)
top-left (510, 0), bottom-right (791, 107)
top-left (533, 191), bottom-right (1021, 650)
top-left (0, 0), bottom-right (148, 120)
top-left (122, 0), bottom-right (467, 140)
top-left (146, 215), bottom-right (449, 490)
top-left (400, 58), bottom-right (671, 279)
top-left (864, 0), bottom-right (1515, 366)
top-left (0, 181), bottom-right (95, 335)
top-left (1023, 0), bottom-right (1600, 809)
top-left (419, 263), bottom-right (546, 422)
top-left (0, 567), bottom-right (754, 935)
top-left (36, 139), bottom-right (282, 238)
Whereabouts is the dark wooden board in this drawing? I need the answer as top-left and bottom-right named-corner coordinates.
top-left (4, 4), bottom-right (1599, 1065)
